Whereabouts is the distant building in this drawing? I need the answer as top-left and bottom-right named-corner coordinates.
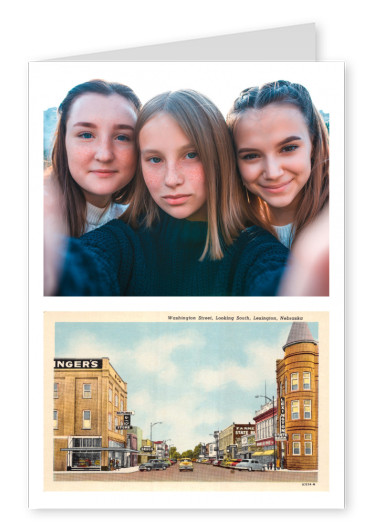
top-left (53, 357), bottom-right (137, 471)
top-left (276, 323), bottom-right (319, 470)
top-left (252, 399), bottom-right (277, 467)
top-left (219, 423), bottom-right (255, 459)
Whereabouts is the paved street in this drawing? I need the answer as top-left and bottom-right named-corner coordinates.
top-left (54, 463), bottom-right (318, 483)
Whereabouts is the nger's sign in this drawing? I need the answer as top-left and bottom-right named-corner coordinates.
top-left (54, 359), bottom-right (103, 369)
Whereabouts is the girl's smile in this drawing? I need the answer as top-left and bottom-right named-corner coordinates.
top-left (139, 112), bottom-right (207, 221)
top-left (234, 103), bottom-right (312, 226)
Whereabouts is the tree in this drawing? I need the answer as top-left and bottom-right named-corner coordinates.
top-left (193, 444), bottom-right (202, 459)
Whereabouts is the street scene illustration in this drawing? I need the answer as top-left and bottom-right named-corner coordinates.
top-left (52, 319), bottom-right (319, 483)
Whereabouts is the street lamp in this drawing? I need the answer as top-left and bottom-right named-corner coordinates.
top-left (210, 431), bottom-right (220, 460)
top-left (255, 394), bottom-right (276, 470)
top-left (150, 421), bottom-right (162, 444)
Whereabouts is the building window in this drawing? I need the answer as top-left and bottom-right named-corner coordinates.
top-left (53, 410), bottom-right (58, 429)
top-left (304, 441), bottom-right (313, 455)
top-left (120, 399), bottom-right (124, 411)
top-left (280, 381), bottom-right (283, 397)
top-left (108, 413), bottom-right (112, 430)
top-left (304, 400), bottom-right (312, 419)
top-left (292, 434), bottom-right (300, 440)
top-left (293, 442), bottom-right (300, 455)
top-left (285, 377), bottom-right (288, 394)
top-left (83, 410), bottom-right (91, 429)
top-left (291, 373), bottom-right (299, 391)
top-left (291, 400), bottom-right (299, 420)
top-left (115, 394), bottom-right (119, 407)
top-left (83, 383), bottom-right (91, 399)
top-left (109, 387), bottom-right (112, 402)
top-left (54, 382), bottom-right (58, 399)
top-left (303, 372), bottom-right (311, 390)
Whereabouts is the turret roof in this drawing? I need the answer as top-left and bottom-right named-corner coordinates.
top-left (283, 322), bottom-right (317, 350)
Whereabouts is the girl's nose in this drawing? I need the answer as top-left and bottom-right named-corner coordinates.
top-left (95, 138), bottom-right (114, 162)
top-left (164, 162), bottom-right (184, 187)
top-left (264, 157), bottom-right (284, 180)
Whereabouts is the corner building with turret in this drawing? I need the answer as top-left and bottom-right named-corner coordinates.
top-left (276, 323), bottom-right (319, 470)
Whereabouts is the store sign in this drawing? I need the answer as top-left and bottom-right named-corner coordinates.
top-left (54, 359), bottom-right (102, 369)
top-left (280, 397), bottom-right (285, 433)
top-left (275, 434), bottom-right (288, 441)
top-left (141, 446), bottom-right (152, 452)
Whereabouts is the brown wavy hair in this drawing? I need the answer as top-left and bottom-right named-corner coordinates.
top-left (122, 89), bottom-right (254, 260)
top-left (227, 80), bottom-right (329, 246)
top-left (50, 79), bottom-right (141, 237)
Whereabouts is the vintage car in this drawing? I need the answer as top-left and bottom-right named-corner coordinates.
top-left (179, 458), bottom-right (194, 471)
top-left (234, 459), bottom-right (267, 472)
top-left (138, 459), bottom-right (168, 471)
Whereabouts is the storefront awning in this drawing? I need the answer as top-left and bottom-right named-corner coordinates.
top-left (252, 451), bottom-right (263, 456)
top-left (263, 449), bottom-right (276, 456)
top-left (60, 447), bottom-right (138, 453)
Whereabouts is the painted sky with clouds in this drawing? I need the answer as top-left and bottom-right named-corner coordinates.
top-left (55, 321), bottom-right (318, 451)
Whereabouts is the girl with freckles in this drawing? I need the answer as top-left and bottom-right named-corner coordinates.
top-left (48, 79), bottom-right (141, 237)
top-left (49, 89), bottom-right (288, 296)
top-left (227, 80), bottom-right (329, 249)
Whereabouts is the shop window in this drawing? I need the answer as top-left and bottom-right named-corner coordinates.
top-left (291, 373), bottom-right (299, 391)
top-left (83, 410), bottom-right (91, 429)
top-left (293, 442), bottom-right (300, 455)
top-left (291, 400), bottom-right (299, 420)
top-left (54, 382), bottom-right (58, 399)
top-left (109, 387), bottom-right (112, 402)
top-left (108, 413), bottom-right (112, 430)
top-left (303, 372), bottom-right (311, 390)
top-left (53, 410), bottom-right (58, 429)
top-left (304, 400), bottom-right (312, 419)
top-left (83, 383), bottom-right (91, 399)
top-left (304, 441), bottom-right (313, 455)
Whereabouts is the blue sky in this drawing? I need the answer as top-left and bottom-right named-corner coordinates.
top-left (55, 321), bottom-right (318, 451)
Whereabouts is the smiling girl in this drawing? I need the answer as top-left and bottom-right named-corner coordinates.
top-left (48, 89), bottom-right (288, 296)
top-left (227, 80), bottom-right (329, 248)
top-left (49, 79), bottom-right (141, 237)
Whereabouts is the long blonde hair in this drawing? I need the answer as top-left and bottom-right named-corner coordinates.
top-left (123, 89), bottom-right (254, 260)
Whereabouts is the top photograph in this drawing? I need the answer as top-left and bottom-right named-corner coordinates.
top-left (34, 61), bottom-right (342, 297)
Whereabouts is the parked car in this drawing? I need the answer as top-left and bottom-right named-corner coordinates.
top-left (139, 459), bottom-right (168, 471)
top-left (235, 459), bottom-right (267, 472)
top-left (179, 458), bottom-right (194, 471)
top-left (229, 459), bottom-right (242, 467)
top-left (212, 459), bottom-right (222, 466)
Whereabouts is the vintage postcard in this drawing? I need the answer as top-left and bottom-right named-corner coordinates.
top-left (30, 310), bottom-right (340, 509)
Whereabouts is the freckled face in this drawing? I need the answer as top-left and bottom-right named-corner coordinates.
top-left (234, 103), bottom-right (312, 225)
top-left (65, 93), bottom-right (138, 208)
top-left (139, 112), bottom-right (207, 221)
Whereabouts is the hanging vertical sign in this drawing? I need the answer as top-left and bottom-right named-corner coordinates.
top-left (280, 397), bottom-right (286, 434)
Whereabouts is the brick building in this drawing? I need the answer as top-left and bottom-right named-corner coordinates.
top-left (53, 357), bottom-right (138, 471)
top-left (276, 323), bottom-right (319, 470)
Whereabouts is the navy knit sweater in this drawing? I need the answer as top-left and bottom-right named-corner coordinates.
top-left (58, 211), bottom-right (289, 296)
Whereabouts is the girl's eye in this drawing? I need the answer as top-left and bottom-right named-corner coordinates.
top-left (116, 134), bottom-right (131, 142)
top-left (282, 144), bottom-right (298, 153)
top-left (186, 152), bottom-right (198, 160)
top-left (242, 153), bottom-right (260, 160)
top-left (149, 156), bottom-right (162, 164)
top-left (79, 132), bottom-right (93, 139)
